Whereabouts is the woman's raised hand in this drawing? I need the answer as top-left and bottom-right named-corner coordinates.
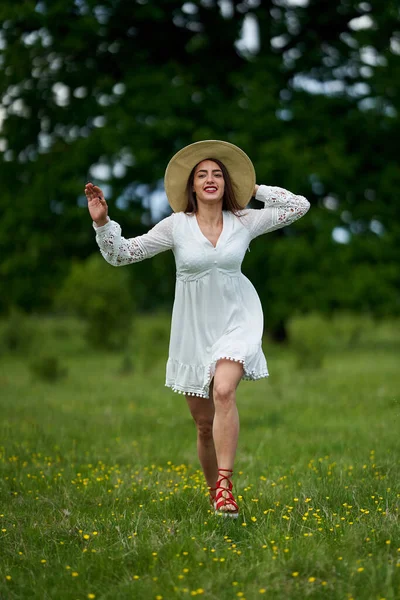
top-left (85, 182), bottom-right (109, 227)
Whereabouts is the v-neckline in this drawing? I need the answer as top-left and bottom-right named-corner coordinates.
top-left (194, 211), bottom-right (225, 249)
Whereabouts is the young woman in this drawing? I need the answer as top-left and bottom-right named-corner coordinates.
top-left (85, 140), bottom-right (310, 518)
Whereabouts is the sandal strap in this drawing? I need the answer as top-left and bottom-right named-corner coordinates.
top-left (215, 467), bottom-right (238, 512)
top-left (215, 489), bottom-right (239, 511)
top-left (216, 468), bottom-right (234, 489)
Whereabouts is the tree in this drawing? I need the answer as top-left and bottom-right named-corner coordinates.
top-left (0, 0), bottom-right (399, 339)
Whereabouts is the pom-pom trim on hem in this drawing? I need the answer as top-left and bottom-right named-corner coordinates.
top-left (165, 355), bottom-right (269, 398)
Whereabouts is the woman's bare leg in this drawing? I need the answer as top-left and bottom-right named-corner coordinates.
top-left (186, 380), bottom-right (218, 493)
top-left (212, 359), bottom-right (243, 512)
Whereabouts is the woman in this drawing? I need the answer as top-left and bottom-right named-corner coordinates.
top-left (85, 140), bottom-right (310, 518)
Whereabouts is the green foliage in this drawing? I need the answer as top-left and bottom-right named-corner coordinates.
top-left (0, 307), bottom-right (35, 354)
top-left (287, 311), bottom-right (376, 369)
top-left (287, 313), bottom-right (330, 369)
top-left (134, 312), bottom-right (171, 373)
top-left (29, 354), bottom-right (67, 382)
top-left (0, 0), bottom-right (399, 330)
top-left (56, 254), bottom-right (135, 349)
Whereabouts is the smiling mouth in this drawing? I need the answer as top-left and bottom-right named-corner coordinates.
top-left (204, 187), bottom-right (218, 193)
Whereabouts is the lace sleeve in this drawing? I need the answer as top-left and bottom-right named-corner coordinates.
top-left (240, 184), bottom-right (310, 240)
top-left (93, 214), bottom-right (175, 266)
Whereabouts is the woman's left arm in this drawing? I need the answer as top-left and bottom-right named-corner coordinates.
top-left (242, 184), bottom-right (310, 240)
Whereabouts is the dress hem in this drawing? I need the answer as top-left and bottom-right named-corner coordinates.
top-left (165, 355), bottom-right (269, 398)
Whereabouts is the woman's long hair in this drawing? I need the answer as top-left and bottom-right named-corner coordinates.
top-left (184, 158), bottom-right (243, 214)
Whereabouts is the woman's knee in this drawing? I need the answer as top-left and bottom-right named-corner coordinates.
top-left (213, 381), bottom-right (236, 406)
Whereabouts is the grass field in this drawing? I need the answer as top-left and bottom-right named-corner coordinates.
top-left (0, 314), bottom-right (399, 600)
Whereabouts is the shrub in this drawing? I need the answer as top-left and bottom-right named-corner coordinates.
top-left (287, 313), bottom-right (330, 370)
top-left (56, 254), bottom-right (135, 350)
top-left (0, 307), bottom-right (36, 354)
top-left (29, 354), bottom-right (68, 382)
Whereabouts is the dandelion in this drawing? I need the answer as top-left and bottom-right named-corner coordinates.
top-left (87, 595), bottom-right (96, 599)
top-left (308, 577), bottom-right (316, 583)
top-left (83, 534), bottom-right (90, 540)
top-left (41, 559), bottom-right (46, 564)
top-left (72, 572), bottom-right (79, 577)
top-left (133, 575), bottom-right (140, 580)
top-left (6, 575), bottom-right (12, 581)
top-left (251, 516), bottom-right (257, 522)
top-left (386, 540), bottom-right (391, 545)
top-left (357, 567), bottom-right (364, 573)
top-left (292, 572), bottom-right (299, 577)
top-left (259, 589), bottom-right (266, 594)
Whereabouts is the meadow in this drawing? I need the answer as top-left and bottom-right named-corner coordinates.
top-left (0, 313), bottom-right (399, 600)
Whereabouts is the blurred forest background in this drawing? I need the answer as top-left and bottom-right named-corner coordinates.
top-left (1, 0), bottom-right (399, 343)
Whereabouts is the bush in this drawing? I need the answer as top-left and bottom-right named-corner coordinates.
top-left (134, 313), bottom-right (171, 373)
top-left (328, 311), bottom-right (373, 348)
top-left (287, 313), bottom-right (330, 369)
top-left (29, 354), bottom-right (68, 382)
top-left (0, 307), bottom-right (36, 354)
top-left (56, 254), bottom-right (135, 350)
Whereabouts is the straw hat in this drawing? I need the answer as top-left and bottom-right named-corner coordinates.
top-left (164, 140), bottom-right (256, 212)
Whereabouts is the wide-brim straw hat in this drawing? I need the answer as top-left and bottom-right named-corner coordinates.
top-left (164, 140), bottom-right (256, 212)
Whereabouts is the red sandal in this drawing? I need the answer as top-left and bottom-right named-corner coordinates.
top-left (214, 468), bottom-right (239, 518)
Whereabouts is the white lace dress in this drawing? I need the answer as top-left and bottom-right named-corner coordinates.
top-left (93, 185), bottom-right (310, 398)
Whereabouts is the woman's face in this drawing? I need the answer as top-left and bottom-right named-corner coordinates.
top-left (192, 160), bottom-right (225, 206)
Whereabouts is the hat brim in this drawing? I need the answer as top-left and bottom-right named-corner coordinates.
top-left (164, 140), bottom-right (256, 212)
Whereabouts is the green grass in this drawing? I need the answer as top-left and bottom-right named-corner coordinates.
top-left (0, 314), bottom-right (399, 600)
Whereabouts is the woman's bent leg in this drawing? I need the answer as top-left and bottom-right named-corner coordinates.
top-left (186, 381), bottom-right (218, 493)
top-left (212, 359), bottom-right (243, 513)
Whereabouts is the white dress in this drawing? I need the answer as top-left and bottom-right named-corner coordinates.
top-left (94, 185), bottom-right (310, 398)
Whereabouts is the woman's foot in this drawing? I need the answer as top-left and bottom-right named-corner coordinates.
top-left (214, 468), bottom-right (239, 518)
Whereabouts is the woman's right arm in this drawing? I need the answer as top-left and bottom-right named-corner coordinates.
top-left (86, 182), bottom-right (174, 267)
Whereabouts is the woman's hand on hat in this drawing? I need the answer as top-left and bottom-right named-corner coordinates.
top-left (85, 182), bottom-right (108, 226)
top-left (253, 184), bottom-right (259, 197)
